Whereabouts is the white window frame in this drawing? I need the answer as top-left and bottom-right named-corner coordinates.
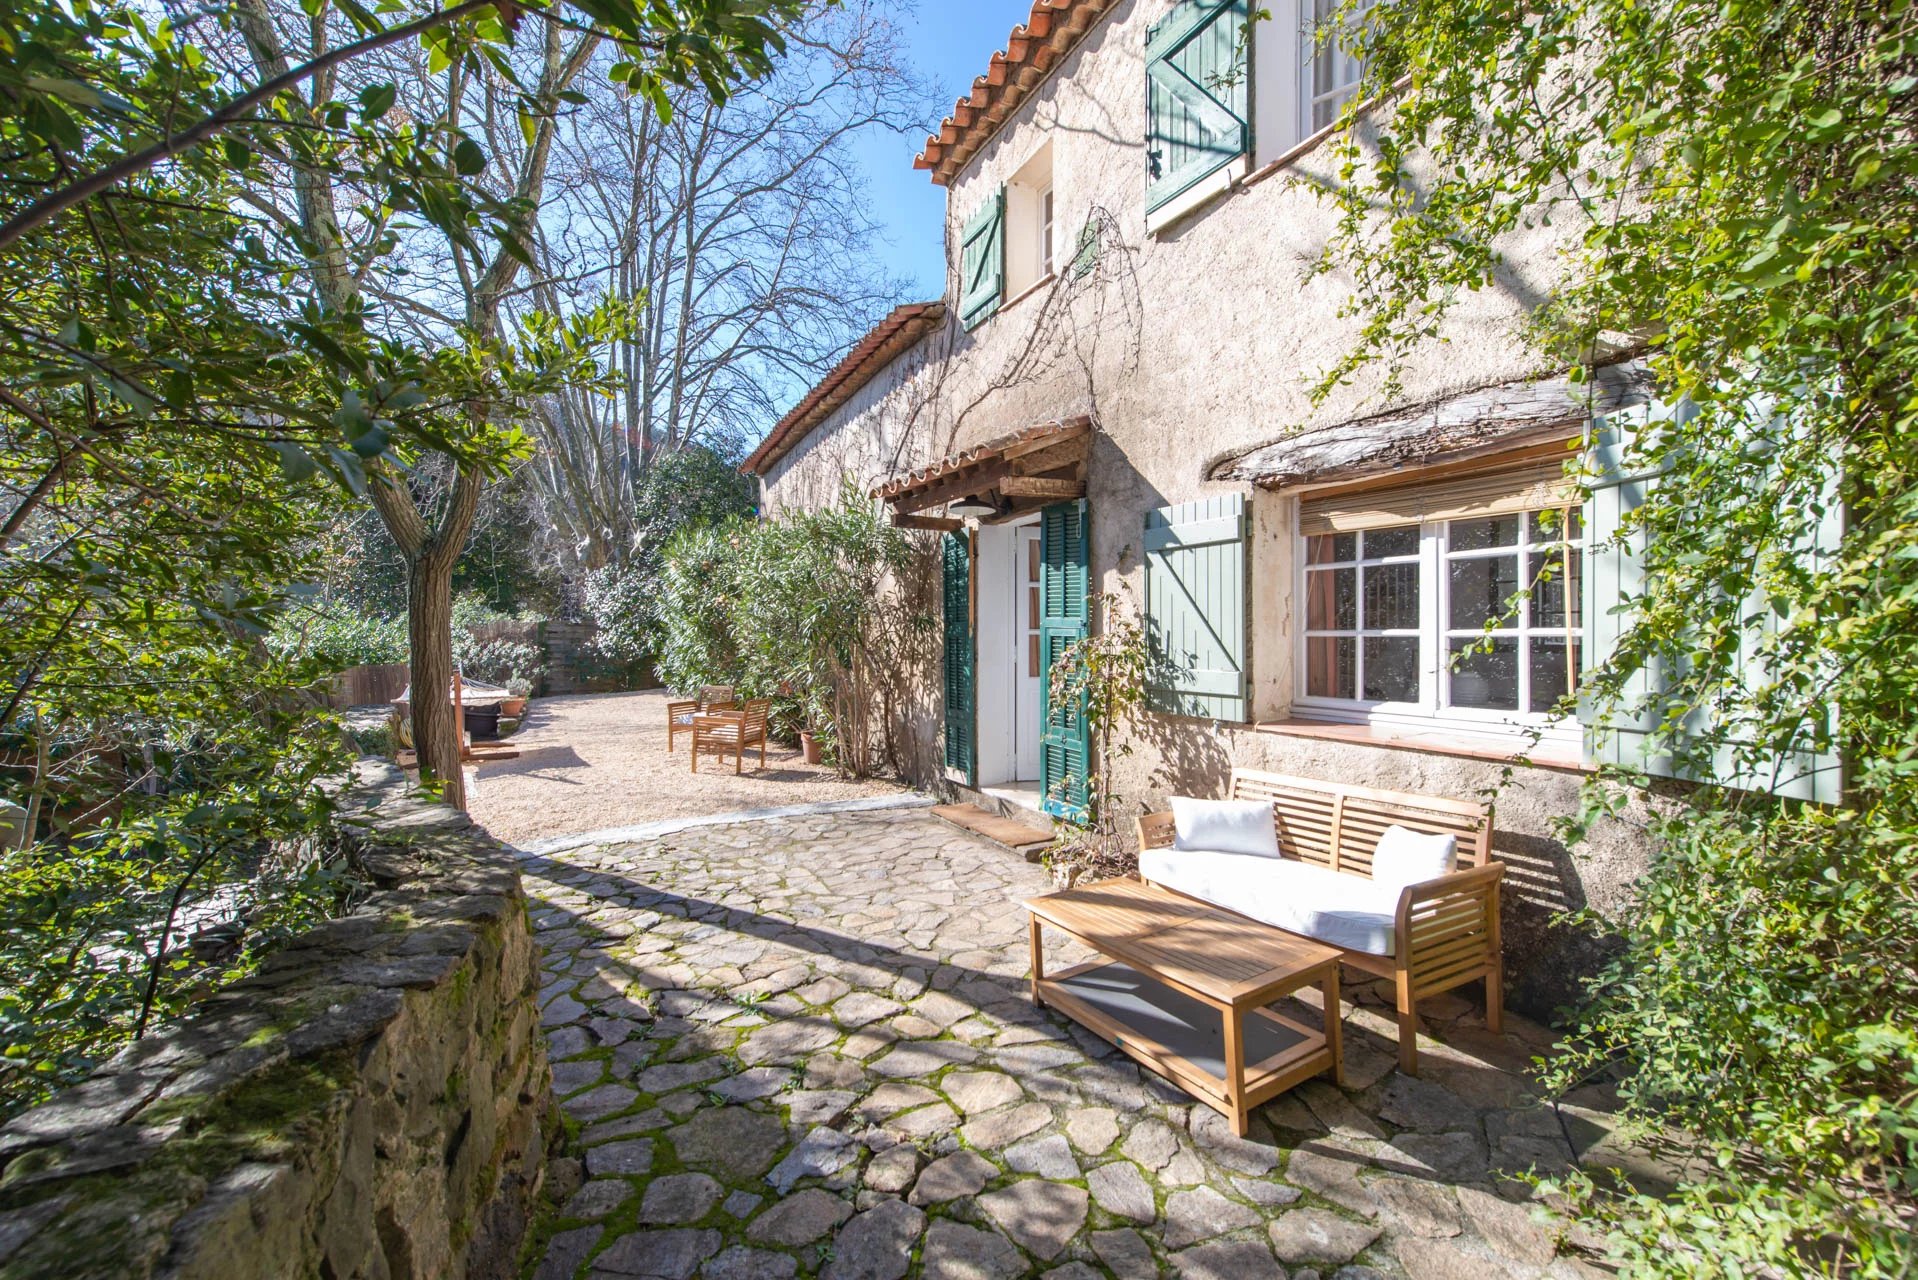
top-left (1301, 0), bottom-right (1373, 135)
top-left (1292, 508), bottom-right (1585, 749)
top-left (1039, 186), bottom-right (1055, 277)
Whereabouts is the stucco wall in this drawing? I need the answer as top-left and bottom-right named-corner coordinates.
top-left (756, 0), bottom-right (1646, 1016)
top-left (0, 762), bottom-right (553, 1280)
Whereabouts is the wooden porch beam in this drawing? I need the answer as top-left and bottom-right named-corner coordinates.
top-left (892, 513), bottom-right (962, 532)
top-left (999, 475), bottom-right (1085, 500)
top-left (890, 459), bottom-right (1013, 513)
top-left (1009, 438), bottom-right (1090, 477)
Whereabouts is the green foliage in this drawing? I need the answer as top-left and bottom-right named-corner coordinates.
top-left (654, 487), bottom-right (931, 775)
top-left (270, 593), bottom-right (549, 690)
top-left (1049, 592), bottom-right (1152, 829)
top-left (0, 0), bottom-right (806, 1127)
top-left (1044, 593), bottom-right (1162, 887)
top-left (0, 673), bottom-right (359, 1121)
top-left (583, 444), bottom-right (758, 668)
top-left (1315, 0), bottom-right (1918, 1270)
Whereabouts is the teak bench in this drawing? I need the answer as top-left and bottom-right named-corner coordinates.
top-left (1137, 769), bottom-right (1501, 1075)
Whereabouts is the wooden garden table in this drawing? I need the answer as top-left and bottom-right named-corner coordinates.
top-left (1025, 876), bottom-right (1343, 1136)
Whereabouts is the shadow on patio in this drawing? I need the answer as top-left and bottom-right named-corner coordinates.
top-left (514, 808), bottom-right (1631, 1280)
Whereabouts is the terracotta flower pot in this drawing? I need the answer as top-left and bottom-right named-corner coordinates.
top-left (500, 696), bottom-right (528, 718)
top-left (799, 731), bottom-right (823, 765)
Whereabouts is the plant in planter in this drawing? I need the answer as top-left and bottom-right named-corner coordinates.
top-left (500, 677), bottom-right (532, 718)
top-left (1042, 592), bottom-right (1153, 888)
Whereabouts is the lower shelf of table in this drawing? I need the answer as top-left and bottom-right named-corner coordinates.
top-left (1036, 960), bottom-right (1334, 1114)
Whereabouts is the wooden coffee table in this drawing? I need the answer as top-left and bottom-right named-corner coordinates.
top-left (1025, 876), bottom-right (1343, 1136)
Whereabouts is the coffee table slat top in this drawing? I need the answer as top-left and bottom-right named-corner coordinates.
top-left (1025, 876), bottom-right (1339, 1005)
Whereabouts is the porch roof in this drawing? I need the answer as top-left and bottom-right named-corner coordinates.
top-left (871, 416), bottom-right (1091, 523)
top-left (1209, 362), bottom-right (1655, 489)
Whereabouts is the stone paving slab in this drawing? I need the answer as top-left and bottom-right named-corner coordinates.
top-left (518, 810), bottom-right (1620, 1278)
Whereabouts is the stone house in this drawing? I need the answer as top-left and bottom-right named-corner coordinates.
top-left (740, 0), bottom-right (1836, 1014)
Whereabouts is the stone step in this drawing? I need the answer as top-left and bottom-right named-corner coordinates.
top-left (930, 803), bottom-right (1055, 860)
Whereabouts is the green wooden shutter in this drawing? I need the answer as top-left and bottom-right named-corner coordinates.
top-left (1580, 400), bottom-right (1843, 803)
top-left (1143, 494), bottom-right (1249, 720)
top-left (1040, 499), bottom-right (1091, 821)
top-left (1145, 0), bottom-right (1250, 212)
top-left (942, 531), bottom-right (976, 785)
top-left (958, 189), bottom-right (1005, 330)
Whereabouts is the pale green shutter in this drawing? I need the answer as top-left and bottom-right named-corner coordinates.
top-left (1579, 409), bottom-right (1672, 773)
top-left (958, 189), bottom-right (1005, 329)
top-left (1040, 500), bottom-right (1091, 821)
top-left (1145, 0), bottom-right (1250, 212)
top-left (1580, 400), bottom-right (1843, 804)
top-left (1143, 494), bottom-right (1249, 720)
top-left (942, 531), bottom-right (976, 785)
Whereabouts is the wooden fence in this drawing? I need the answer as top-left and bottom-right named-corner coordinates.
top-left (324, 621), bottom-right (656, 708)
top-left (325, 662), bottom-right (409, 709)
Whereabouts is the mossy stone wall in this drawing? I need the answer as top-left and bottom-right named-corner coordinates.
top-left (0, 761), bottom-right (553, 1280)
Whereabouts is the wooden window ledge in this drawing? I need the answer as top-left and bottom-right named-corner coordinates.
top-left (1246, 717), bottom-right (1592, 773)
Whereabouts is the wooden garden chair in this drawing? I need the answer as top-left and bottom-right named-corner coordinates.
top-left (667, 685), bottom-right (736, 752)
top-left (691, 698), bottom-right (771, 774)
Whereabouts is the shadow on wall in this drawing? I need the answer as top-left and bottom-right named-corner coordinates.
top-left (1491, 827), bottom-right (1621, 1021)
top-left (1136, 714), bottom-right (1235, 815)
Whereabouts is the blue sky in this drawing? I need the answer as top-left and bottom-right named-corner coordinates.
top-left (849, 0), bottom-right (1040, 300)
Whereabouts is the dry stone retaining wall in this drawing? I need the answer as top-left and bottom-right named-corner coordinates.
top-left (0, 761), bottom-right (553, 1280)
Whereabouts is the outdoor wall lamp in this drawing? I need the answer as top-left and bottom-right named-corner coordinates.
top-left (946, 495), bottom-right (999, 519)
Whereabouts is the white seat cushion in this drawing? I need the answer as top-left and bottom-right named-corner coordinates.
top-left (1140, 848), bottom-right (1402, 956)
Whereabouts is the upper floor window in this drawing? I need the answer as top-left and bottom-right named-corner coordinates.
top-left (1145, 0), bottom-right (1252, 218)
top-left (1039, 187), bottom-right (1055, 277)
top-left (1305, 0), bottom-right (1374, 132)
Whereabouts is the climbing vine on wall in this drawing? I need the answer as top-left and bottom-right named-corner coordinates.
top-left (1311, 0), bottom-right (1918, 1271)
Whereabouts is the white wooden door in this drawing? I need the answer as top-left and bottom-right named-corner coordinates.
top-left (1013, 527), bottom-right (1043, 780)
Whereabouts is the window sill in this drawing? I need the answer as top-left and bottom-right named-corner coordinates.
top-left (1247, 716), bottom-right (1592, 772)
top-left (1243, 73), bottom-right (1413, 190)
top-left (1002, 272), bottom-right (1057, 313)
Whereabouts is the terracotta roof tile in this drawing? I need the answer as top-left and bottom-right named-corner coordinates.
top-left (742, 302), bottom-right (945, 476)
top-left (914, 0), bottom-right (1119, 187)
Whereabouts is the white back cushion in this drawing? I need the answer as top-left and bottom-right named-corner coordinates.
top-left (1371, 824), bottom-right (1457, 889)
top-left (1170, 797), bottom-right (1280, 858)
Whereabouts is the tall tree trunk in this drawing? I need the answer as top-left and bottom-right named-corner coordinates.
top-left (406, 548), bottom-right (463, 805)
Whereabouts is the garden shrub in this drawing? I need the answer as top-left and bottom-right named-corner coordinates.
top-left (653, 487), bottom-right (932, 775)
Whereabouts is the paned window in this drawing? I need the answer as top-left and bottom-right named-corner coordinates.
top-left (1295, 504), bottom-right (1584, 736)
top-left (1306, 0), bottom-right (1373, 131)
top-left (1039, 187), bottom-right (1055, 276)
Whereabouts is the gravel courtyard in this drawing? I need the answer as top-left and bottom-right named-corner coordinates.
top-left (467, 691), bottom-right (905, 847)
top-left (521, 808), bottom-right (1633, 1279)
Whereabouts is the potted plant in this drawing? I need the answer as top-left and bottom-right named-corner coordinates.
top-left (798, 719), bottom-right (824, 765)
top-left (500, 677), bottom-right (531, 719)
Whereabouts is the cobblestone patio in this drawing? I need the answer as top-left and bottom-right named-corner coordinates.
top-left (521, 808), bottom-right (1623, 1279)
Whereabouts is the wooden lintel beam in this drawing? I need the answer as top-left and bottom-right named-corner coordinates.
top-left (998, 476), bottom-right (1085, 500)
top-left (892, 513), bottom-right (961, 533)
